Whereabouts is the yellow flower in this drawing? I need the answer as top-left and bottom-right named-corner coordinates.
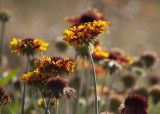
top-left (10, 38), bottom-right (48, 56)
top-left (92, 46), bottom-right (109, 60)
top-left (63, 20), bottom-right (110, 46)
top-left (38, 98), bottom-right (57, 108)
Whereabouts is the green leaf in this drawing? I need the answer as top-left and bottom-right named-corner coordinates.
top-left (0, 69), bottom-right (19, 85)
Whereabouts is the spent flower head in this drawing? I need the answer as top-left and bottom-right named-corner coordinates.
top-left (63, 20), bottom-right (109, 47)
top-left (140, 51), bottom-right (159, 68)
top-left (149, 84), bottom-right (160, 104)
top-left (10, 38), bottom-right (48, 56)
top-left (0, 10), bottom-right (10, 23)
top-left (43, 77), bottom-right (68, 99)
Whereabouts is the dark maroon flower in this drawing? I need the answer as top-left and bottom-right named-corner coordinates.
top-left (43, 77), bottom-right (68, 99)
top-left (66, 9), bottom-right (111, 27)
top-left (120, 94), bottom-right (148, 114)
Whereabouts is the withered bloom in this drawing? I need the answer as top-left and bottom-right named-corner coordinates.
top-left (0, 10), bottom-right (10, 23)
top-left (121, 71), bottom-right (137, 88)
top-left (43, 77), bottom-right (75, 100)
top-left (119, 94), bottom-right (148, 114)
top-left (43, 77), bottom-right (68, 99)
top-left (149, 84), bottom-right (160, 104)
top-left (0, 85), bottom-right (11, 106)
top-left (140, 51), bottom-right (159, 68)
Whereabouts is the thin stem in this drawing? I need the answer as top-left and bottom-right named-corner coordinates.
top-left (100, 74), bottom-right (115, 112)
top-left (45, 97), bottom-right (51, 114)
top-left (56, 99), bottom-right (58, 114)
top-left (0, 22), bottom-right (5, 79)
top-left (87, 45), bottom-right (98, 114)
top-left (42, 97), bottom-right (50, 114)
top-left (21, 56), bottom-right (30, 114)
top-left (74, 58), bottom-right (85, 114)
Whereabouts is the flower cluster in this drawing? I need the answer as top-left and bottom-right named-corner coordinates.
top-left (63, 20), bottom-right (109, 46)
top-left (0, 85), bottom-right (11, 106)
top-left (119, 94), bottom-right (148, 114)
top-left (22, 56), bottom-right (76, 85)
top-left (10, 38), bottom-right (48, 56)
top-left (66, 8), bottom-right (111, 27)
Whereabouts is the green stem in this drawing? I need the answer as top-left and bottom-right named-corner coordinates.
top-left (45, 97), bottom-right (51, 114)
top-left (21, 55), bottom-right (30, 114)
top-left (0, 22), bottom-right (5, 79)
top-left (42, 97), bottom-right (50, 114)
top-left (56, 99), bottom-right (58, 114)
top-left (87, 45), bottom-right (98, 114)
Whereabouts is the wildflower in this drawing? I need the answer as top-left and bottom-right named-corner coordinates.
top-left (108, 51), bottom-right (133, 66)
top-left (92, 46), bottom-right (109, 61)
top-left (121, 71), bottom-right (137, 88)
top-left (140, 51), bottom-right (159, 68)
top-left (43, 77), bottom-right (68, 99)
top-left (34, 56), bottom-right (76, 76)
top-left (66, 8), bottom-right (111, 27)
top-left (0, 85), bottom-right (11, 106)
top-left (119, 94), bottom-right (148, 114)
top-left (22, 56), bottom-right (76, 86)
top-left (0, 10), bottom-right (10, 23)
top-left (43, 77), bottom-right (75, 100)
top-left (63, 20), bottom-right (109, 47)
top-left (109, 94), bottom-right (123, 113)
top-left (10, 38), bottom-right (48, 56)
top-left (38, 98), bottom-right (57, 108)
top-left (149, 84), bottom-right (160, 104)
